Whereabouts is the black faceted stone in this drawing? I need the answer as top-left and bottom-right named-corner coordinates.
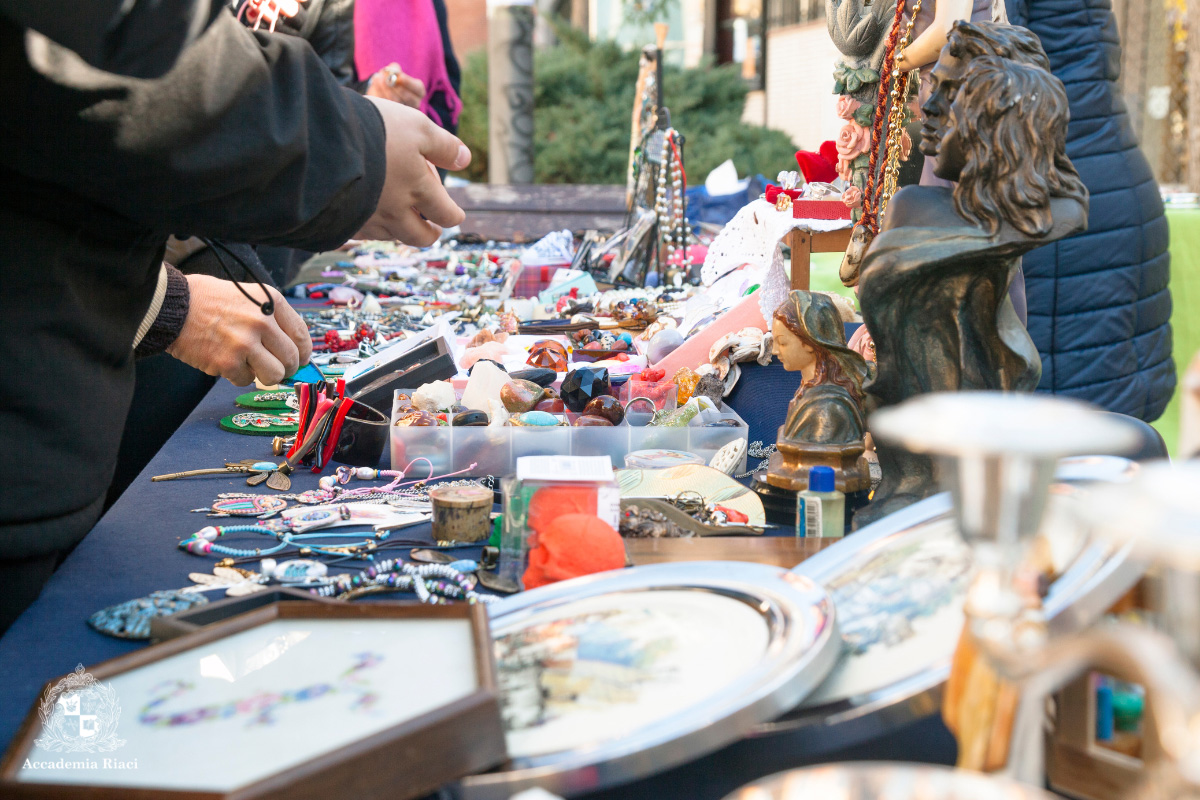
top-left (510, 368), bottom-right (556, 387)
top-left (468, 359), bottom-right (507, 375)
top-left (561, 367), bottom-right (611, 412)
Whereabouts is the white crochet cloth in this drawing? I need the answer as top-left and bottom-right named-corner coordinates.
top-left (701, 199), bottom-right (852, 322)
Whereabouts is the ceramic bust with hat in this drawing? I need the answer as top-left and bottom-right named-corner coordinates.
top-left (760, 291), bottom-right (872, 498)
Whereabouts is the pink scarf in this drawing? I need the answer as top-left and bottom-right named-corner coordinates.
top-left (354, 0), bottom-right (463, 128)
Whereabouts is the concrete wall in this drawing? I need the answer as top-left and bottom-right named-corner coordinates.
top-left (763, 20), bottom-right (841, 151)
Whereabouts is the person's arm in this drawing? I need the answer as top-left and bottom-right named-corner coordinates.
top-left (3, 10), bottom-right (467, 250)
top-left (0, 0), bottom-right (223, 78)
top-left (894, 0), bottom-right (974, 72)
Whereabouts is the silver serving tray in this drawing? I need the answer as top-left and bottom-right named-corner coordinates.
top-left (723, 761), bottom-right (1058, 799)
top-left (454, 561), bottom-right (841, 799)
top-left (747, 457), bottom-right (1143, 752)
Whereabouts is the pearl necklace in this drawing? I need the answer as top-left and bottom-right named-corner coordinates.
top-left (654, 128), bottom-right (690, 267)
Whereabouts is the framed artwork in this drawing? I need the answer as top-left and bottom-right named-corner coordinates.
top-left (457, 561), bottom-right (839, 799)
top-left (749, 459), bottom-right (1145, 756)
top-left (1, 603), bottom-right (506, 800)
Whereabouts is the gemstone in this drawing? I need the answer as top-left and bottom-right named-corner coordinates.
top-left (694, 374), bottom-right (725, 407)
top-left (467, 358), bottom-right (507, 375)
top-left (582, 395), bottom-right (624, 425)
top-left (526, 340), bottom-right (568, 372)
top-left (394, 409), bottom-right (438, 427)
top-left (561, 367), bottom-right (611, 412)
top-left (412, 380), bottom-right (457, 412)
top-left (395, 393), bottom-right (414, 413)
top-left (500, 380), bottom-right (544, 414)
top-left (461, 360), bottom-right (509, 412)
top-left (510, 368), bottom-right (557, 387)
top-left (573, 415), bottom-right (613, 427)
top-left (534, 398), bottom-right (565, 413)
top-left (673, 367), bottom-right (701, 405)
top-left (511, 411), bottom-right (561, 427)
top-left (648, 329), bottom-right (684, 363)
top-left (705, 419), bottom-right (740, 427)
top-left (453, 411), bottom-right (489, 427)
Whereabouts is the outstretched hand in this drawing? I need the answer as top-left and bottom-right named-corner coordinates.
top-left (356, 97), bottom-right (471, 247)
top-left (167, 274), bottom-right (312, 386)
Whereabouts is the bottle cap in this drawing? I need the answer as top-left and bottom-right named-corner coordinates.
top-left (808, 465), bottom-right (836, 493)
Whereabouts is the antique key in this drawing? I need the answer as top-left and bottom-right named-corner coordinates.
top-left (151, 459), bottom-right (280, 482)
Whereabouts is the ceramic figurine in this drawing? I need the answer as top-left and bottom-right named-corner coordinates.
top-left (757, 291), bottom-right (871, 509)
top-left (855, 43), bottom-right (1088, 526)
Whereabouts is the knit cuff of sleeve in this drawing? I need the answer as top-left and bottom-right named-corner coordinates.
top-left (134, 264), bottom-right (190, 357)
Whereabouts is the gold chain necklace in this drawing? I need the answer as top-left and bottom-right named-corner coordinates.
top-left (878, 0), bottom-right (923, 220)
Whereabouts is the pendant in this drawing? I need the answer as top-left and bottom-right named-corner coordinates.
top-left (211, 496), bottom-right (288, 517)
top-left (88, 590), bottom-right (210, 640)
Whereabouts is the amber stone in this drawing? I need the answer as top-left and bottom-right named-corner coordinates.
top-left (395, 393), bottom-right (414, 412)
top-left (673, 367), bottom-right (701, 405)
top-left (526, 340), bottom-right (568, 372)
top-left (582, 395), bottom-right (624, 425)
top-left (394, 409), bottom-right (437, 427)
top-left (573, 415), bottom-right (613, 427)
top-left (561, 367), bottom-right (611, 412)
top-left (500, 380), bottom-right (544, 414)
top-left (534, 398), bottom-right (565, 413)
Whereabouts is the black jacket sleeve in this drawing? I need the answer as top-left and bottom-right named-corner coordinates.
top-left (0, 0), bottom-right (224, 78)
top-left (0, 10), bottom-right (386, 251)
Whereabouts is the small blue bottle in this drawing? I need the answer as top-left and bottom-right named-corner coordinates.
top-left (796, 465), bottom-right (845, 538)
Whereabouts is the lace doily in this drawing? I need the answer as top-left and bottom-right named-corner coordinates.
top-left (701, 199), bottom-right (852, 323)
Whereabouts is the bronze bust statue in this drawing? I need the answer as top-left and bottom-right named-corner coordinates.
top-left (761, 291), bottom-right (872, 497)
top-left (855, 37), bottom-right (1089, 526)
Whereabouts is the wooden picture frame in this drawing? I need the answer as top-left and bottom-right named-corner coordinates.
top-left (1, 602), bottom-right (506, 800)
top-left (149, 588), bottom-right (334, 642)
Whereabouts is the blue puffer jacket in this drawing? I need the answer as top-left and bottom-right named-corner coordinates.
top-left (1008, 0), bottom-right (1175, 421)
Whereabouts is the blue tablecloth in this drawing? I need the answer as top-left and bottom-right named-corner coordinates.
top-left (0, 379), bottom-right (459, 752)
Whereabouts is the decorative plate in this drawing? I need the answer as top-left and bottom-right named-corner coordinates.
top-left (622, 449), bottom-right (705, 469)
top-left (747, 459), bottom-right (1144, 753)
top-left (457, 561), bottom-right (839, 799)
top-left (615, 465), bottom-right (765, 527)
top-left (723, 762), bottom-right (1058, 800)
top-left (218, 412), bottom-right (299, 436)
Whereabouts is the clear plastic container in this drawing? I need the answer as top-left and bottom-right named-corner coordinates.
top-left (390, 390), bottom-right (749, 476)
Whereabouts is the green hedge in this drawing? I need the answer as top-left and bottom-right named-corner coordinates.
top-left (453, 27), bottom-right (799, 185)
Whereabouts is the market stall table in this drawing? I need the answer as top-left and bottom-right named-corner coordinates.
top-left (0, 380), bottom-right (956, 799)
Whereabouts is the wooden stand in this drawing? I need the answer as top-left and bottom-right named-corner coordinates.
top-left (788, 227), bottom-right (854, 290)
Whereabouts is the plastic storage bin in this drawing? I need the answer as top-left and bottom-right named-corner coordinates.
top-left (390, 391), bottom-right (749, 477)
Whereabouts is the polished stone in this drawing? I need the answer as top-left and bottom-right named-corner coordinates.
top-left (510, 368), bottom-right (557, 387)
top-left (561, 367), bottom-right (611, 413)
top-left (511, 411), bottom-right (562, 427)
top-left (572, 415), bottom-right (613, 427)
top-left (452, 411), bottom-right (489, 427)
top-left (500, 379), bottom-right (544, 414)
top-left (582, 395), bottom-right (624, 425)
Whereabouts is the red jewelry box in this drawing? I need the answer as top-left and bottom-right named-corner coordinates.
top-left (792, 199), bottom-right (853, 221)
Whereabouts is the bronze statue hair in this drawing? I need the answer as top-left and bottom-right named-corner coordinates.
top-left (773, 293), bottom-right (867, 406)
top-left (950, 55), bottom-right (1088, 237)
top-left (945, 20), bottom-right (1051, 71)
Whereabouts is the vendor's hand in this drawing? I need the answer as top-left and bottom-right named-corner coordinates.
top-left (365, 63), bottom-right (426, 109)
top-left (357, 97), bottom-right (471, 247)
top-left (166, 274), bottom-right (312, 386)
